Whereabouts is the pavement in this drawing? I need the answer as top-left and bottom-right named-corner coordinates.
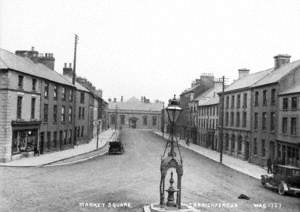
top-left (153, 131), bottom-right (268, 180)
top-left (0, 129), bottom-right (117, 167)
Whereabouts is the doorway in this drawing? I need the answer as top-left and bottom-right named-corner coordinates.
top-left (129, 117), bottom-right (138, 129)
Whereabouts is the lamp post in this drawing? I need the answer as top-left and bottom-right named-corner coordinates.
top-left (160, 95), bottom-right (183, 209)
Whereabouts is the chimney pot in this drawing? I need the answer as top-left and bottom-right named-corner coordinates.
top-left (69, 63), bottom-right (72, 68)
top-left (64, 63), bottom-right (67, 68)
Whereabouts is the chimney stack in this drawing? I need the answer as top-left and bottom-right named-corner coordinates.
top-left (274, 54), bottom-right (291, 69)
top-left (238, 68), bottom-right (250, 79)
top-left (63, 62), bottom-right (73, 77)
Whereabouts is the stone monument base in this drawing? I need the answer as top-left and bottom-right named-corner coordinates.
top-left (144, 203), bottom-right (199, 212)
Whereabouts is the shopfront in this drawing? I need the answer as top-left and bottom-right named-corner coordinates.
top-left (11, 121), bottom-right (41, 159)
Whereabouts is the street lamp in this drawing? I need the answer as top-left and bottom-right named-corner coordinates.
top-left (159, 95), bottom-right (183, 209)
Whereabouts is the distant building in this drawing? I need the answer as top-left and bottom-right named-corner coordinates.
top-left (107, 97), bottom-right (163, 130)
top-left (194, 81), bottom-right (223, 150)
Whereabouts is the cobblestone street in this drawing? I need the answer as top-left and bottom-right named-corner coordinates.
top-left (0, 130), bottom-right (299, 212)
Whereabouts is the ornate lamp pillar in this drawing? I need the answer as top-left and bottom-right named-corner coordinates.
top-left (160, 95), bottom-right (183, 209)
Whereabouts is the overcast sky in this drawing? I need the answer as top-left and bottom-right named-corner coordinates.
top-left (1, 0), bottom-right (300, 103)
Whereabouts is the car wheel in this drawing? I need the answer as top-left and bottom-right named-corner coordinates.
top-left (278, 183), bottom-right (285, 195)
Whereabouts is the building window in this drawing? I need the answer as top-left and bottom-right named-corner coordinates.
top-left (262, 112), bottom-right (267, 130)
top-left (62, 87), bottom-right (66, 101)
top-left (225, 112), bottom-right (229, 126)
top-left (261, 139), bottom-right (266, 157)
top-left (242, 112), bottom-right (247, 128)
top-left (44, 82), bottom-right (49, 98)
top-left (18, 75), bottom-right (24, 89)
top-left (143, 116), bottom-right (147, 125)
top-left (231, 95), bottom-right (235, 108)
top-left (291, 97), bottom-right (297, 110)
top-left (152, 116), bottom-right (157, 126)
top-left (61, 106), bottom-right (65, 122)
top-left (44, 104), bottom-right (48, 122)
top-left (82, 108), bottom-right (85, 119)
top-left (282, 117), bottom-right (288, 134)
top-left (254, 113), bottom-right (258, 129)
top-left (271, 89), bottom-right (276, 105)
top-left (53, 85), bottom-right (57, 99)
top-left (262, 90), bottom-right (267, 106)
top-left (53, 105), bottom-right (58, 123)
top-left (254, 91), bottom-right (259, 106)
top-left (236, 112), bottom-right (240, 127)
top-left (225, 134), bottom-right (229, 150)
top-left (226, 96), bottom-right (229, 108)
top-left (17, 96), bottom-right (22, 119)
top-left (68, 107), bottom-right (72, 122)
top-left (243, 93), bottom-right (247, 108)
top-left (230, 112), bottom-right (234, 126)
top-left (31, 97), bottom-right (36, 119)
top-left (270, 112), bottom-right (275, 131)
top-left (80, 92), bottom-right (85, 104)
top-left (237, 94), bottom-right (241, 108)
top-left (59, 130), bottom-right (63, 146)
top-left (32, 78), bottom-right (37, 91)
top-left (47, 131), bottom-right (51, 150)
top-left (291, 117), bottom-right (297, 135)
top-left (282, 98), bottom-right (288, 110)
top-left (69, 89), bottom-right (73, 102)
top-left (120, 115), bottom-right (125, 125)
top-left (253, 138), bottom-right (257, 155)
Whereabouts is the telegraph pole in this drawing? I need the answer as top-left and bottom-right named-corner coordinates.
top-left (73, 34), bottom-right (79, 146)
top-left (219, 76), bottom-right (225, 163)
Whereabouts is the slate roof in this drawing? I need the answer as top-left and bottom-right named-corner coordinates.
top-left (0, 48), bottom-right (73, 86)
top-left (253, 60), bottom-right (300, 87)
top-left (108, 97), bottom-right (163, 112)
top-left (195, 83), bottom-right (222, 106)
top-left (224, 68), bottom-right (272, 93)
top-left (279, 84), bottom-right (300, 95)
top-left (62, 75), bottom-right (89, 92)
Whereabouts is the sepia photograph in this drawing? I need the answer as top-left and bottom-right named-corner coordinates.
top-left (0, 0), bottom-right (299, 211)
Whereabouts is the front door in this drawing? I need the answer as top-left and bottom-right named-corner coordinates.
top-left (245, 141), bottom-right (249, 160)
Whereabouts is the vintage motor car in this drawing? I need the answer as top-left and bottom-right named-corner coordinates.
top-left (108, 141), bottom-right (124, 155)
top-left (261, 165), bottom-right (300, 195)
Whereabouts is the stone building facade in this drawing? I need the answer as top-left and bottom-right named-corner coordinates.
top-left (107, 97), bottom-right (163, 130)
top-left (250, 55), bottom-right (300, 167)
top-left (0, 48), bottom-right (106, 162)
top-left (195, 81), bottom-right (222, 150)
